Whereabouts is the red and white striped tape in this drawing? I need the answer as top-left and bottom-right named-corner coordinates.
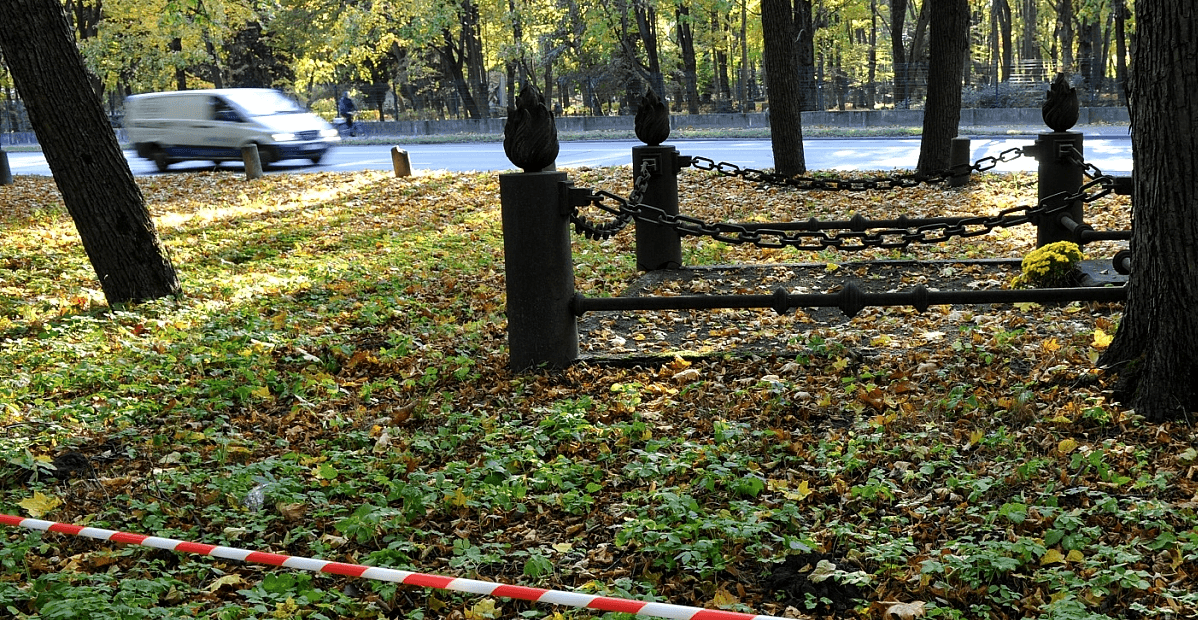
top-left (0, 514), bottom-right (789, 620)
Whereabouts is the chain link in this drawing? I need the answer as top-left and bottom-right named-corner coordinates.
top-left (568, 159), bottom-right (653, 240)
top-left (577, 179), bottom-right (1112, 253)
top-left (569, 147), bottom-right (1118, 252)
top-left (687, 147), bottom-right (1027, 190)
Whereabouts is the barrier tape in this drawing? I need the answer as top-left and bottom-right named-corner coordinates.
top-left (0, 514), bottom-right (788, 620)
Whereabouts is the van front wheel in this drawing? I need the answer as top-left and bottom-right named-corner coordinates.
top-left (151, 148), bottom-right (170, 172)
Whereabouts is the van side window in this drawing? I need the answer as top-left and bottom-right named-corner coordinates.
top-left (213, 98), bottom-right (241, 122)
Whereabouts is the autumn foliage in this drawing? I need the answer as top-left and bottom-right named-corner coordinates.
top-left (0, 168), bottom-right (1193, 619)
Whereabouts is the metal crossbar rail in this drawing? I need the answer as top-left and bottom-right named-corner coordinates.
top-left (572, 283), bottom-right (1126, 319)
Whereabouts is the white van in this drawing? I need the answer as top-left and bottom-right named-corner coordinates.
top-left (124, 88), bottom-right (340, 171)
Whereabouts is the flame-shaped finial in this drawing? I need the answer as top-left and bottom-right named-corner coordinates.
top-left (1042, 73), bottom-right (1080, 132)
top-left (634, 89), bottom-right (670, 146)
top-left (503, 85), bottom-right (559, 172)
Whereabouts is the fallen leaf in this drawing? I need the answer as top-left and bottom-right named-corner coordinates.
top-left (206, 574), bottom-right (245, 593)
top-left (807, 559), bottom-right (837, 583)
top-left (711, 587), bottom-right (739, 608)
top-left (885, 600), bottom-right (927, 619)
top-left (1041, 548), bottom-right (1066, 565)
top-left (18, 491), bottom-right (61, 518)
top-left (276, 502), bottom-right (307, 521)
top-left (1091, 328), bottom-right (1113, 349)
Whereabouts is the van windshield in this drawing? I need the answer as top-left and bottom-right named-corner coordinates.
top-left (221, 90), bottom-right (305, 116)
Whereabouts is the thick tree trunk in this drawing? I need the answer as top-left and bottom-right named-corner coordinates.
top-left (760, 0), bottom-right (806, 176)
top-left (0, 0), bottom-right (181, 305)
top-left (1098, 1), bottom-right (1198, 421)
top-left (916, 0), bottom-right (968, 175)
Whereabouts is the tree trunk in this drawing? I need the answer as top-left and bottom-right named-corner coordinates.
top-left (760, 0), bottom-right (806, 176)
top-left (795, 0), bottom-right (819, 111)
top-left (1098, 0), bottom-right (1198, 421)
top-left (867, 0), bottom-right (878, 109)
top-left (996, 0), bottom-right (1012, 81)
top-left (0, 0), bottom-right (181, 305)
top-left (1114, 0), bottom-right (1128, 104)
top-left (890, 0), bottom-right (909, 105)
top-left (916, 0), bottom-right (968, 175)
top-left (1020, 0), bottom-right (1038, 60)
top-left (1057, 0), bottom-right (1074, 73)
top-left (677, 4), bottom-right (701, 115)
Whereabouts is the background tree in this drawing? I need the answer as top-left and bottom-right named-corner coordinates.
top-left (759, 0), bottom-right (807, 175)
top-left (1098, 0), bottom-right (1198, 421)
top-left (916, 0), bottom-right (968, 174)
top-left (0, 0), bottom-right (180, 305)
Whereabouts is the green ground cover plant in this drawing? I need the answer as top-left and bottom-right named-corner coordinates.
top-left (0, 166), bottom-right (1193, 620)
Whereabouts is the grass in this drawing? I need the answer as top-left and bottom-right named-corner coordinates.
top-left (0, 165), bottom-right (1193, 620)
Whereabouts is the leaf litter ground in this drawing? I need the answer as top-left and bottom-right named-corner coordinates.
top-left (0, 165), bottom-right (1194, 620)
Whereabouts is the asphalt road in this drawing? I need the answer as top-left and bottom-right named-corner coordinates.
top-left (4, 136), bottom-right (1133, 177)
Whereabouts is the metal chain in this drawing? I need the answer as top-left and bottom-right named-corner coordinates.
top-left (578, 174), bottom-right (1115, 253)
top-left (1061, 144), bottom-right (1109, 182)
top-left (687, 147), bottom-right (1027, 191)
top-left (568, 159), bottom-right (652, 240)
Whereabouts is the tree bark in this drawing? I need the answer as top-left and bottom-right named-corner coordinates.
top-left (677, 4), bottom-right (701, 115)
top-left (760, 0), bottom-right (806, 176)
top-left (794, 0), bottom-right (819, 111)
top-left (0, 0), bottom-right (181, 305)
top-left (916, 0), bottom-right (968, 175)
top-left (1098, 0), bottom-right (1198, 421)
top-left (889, 0), bottom-right (909, 104)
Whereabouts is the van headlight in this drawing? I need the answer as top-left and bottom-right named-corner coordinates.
top-left (320, 128), bottom-right (339, 138)
top-left (271, 132), bottom-right (296, 142)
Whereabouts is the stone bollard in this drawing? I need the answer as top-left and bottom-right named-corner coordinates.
top-left (1031, 74), bottom-right (1084, 247)
top-left (501, 84), bottom-right (577, 371)
top-left (500, 171), bottom-right (577, 370)
top-left (390, 147), bottom-right (412, 177)
top-left (0, 149), bottom-right (11, 185)
top-left (241, 144), bottom-right (264, 180)
top-left (632, 89), bottom-right (683, 271)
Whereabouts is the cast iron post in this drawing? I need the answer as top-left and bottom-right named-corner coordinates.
top-left (1031, 73), bottom-right (1085, 247)
top-left (633, 90), bottom-right (683, 271)
top-left (500, 86), bottom-right (577, 370)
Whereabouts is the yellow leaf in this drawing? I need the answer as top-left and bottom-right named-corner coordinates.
top-left (1041, 548), bottom-right (1066, 565)
top-left (1090, 328), bottom-right (1113, 349)
top-left (552, 542), bottom-right (573, 553)
top-left (795, 480), bottom-right (813, 500)
top-left (712, 587), bottom-right (739, 609)
top-left (1013, 302), bottom-right (1041, 312)
top-left (832, 357), bottom-right (850, 372)
top-left (870, 334), bottom-right (892, 347)
top-left (825, 263), bottom-right (840, 273)
top-left (1057, 438), bottom-right (1079, 455)
top-left (465, 598), bottom-right (500, 619)
top-left (250, 386), bottom-right (272, 399)
top-left (968, 429), bottom-right (984, 446)
top-left (18, 491), bottom-right (61, 518)
top-left (206, 574), bottom-right (245, 593)
top-left (1042, 338), bottom-right (1061, 352)
top-left (1066, 549), bottom-right (1085, 562)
